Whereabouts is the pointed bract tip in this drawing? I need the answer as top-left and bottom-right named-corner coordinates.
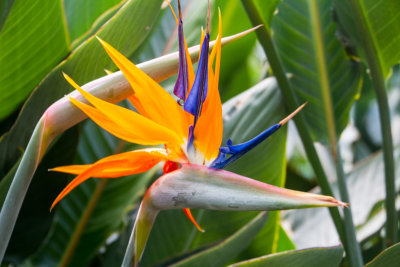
top-left (178, 0), bottom-right (182, 19)
top-left (206, 0), bottom-right (210, 34)
top-left (279, 102), bottom-right (307, 125)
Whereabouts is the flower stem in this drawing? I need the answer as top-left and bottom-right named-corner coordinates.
top-left (241, 0), bottom-right (352, 259)
top-left (348, 0), bottom-right (398, 247)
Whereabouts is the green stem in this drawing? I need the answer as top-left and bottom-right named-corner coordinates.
top-left (348, 0), bottom-right (398, 247)
top-left (241, 0), bottom-right (349, 257)
top-left (309, 1), bottom-right (363, 265)
top-left (335, 145), bottom-right (363, 266)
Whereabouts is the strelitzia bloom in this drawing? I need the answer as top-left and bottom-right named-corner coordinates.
top-left (50, 2), bottom-right (346, 265)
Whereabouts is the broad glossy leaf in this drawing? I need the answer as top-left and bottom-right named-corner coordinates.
top-left (64, 0), bottom-right (124, 43)
top-left (211, 0), bottom-right (259, 101)
top-left (0, 0), bottom-right (14, 32)
top-left (4, 127), bottom-right (79, 262)
top-left (140, 78), bottom-right (289, 265)
top-left (28, 121), bottom-right (153, 266)
top-left (229, 246), bottom-right (343, 267)
top-left (284, 144), bottom-right (400, 248)
top-left (334, 0), bottom-right (400, 77)
top-left (0, 0), bottom-right (69, 120)
top-left (365, 242), bottom-right (400, 267)
top-left (271, 0), bottom-right (362, 143)
top-left (171, 212), bottom-right (269, 267)
top-left (0, 0), bottom-right (163, 176)
top-left (0, 155), bottom-right (20, 207)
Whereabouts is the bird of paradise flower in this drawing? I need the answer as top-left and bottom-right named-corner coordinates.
top-left (50, 2), bottom-right (346, 265)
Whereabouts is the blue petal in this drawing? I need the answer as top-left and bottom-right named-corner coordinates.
top-left (210, 124), bottom-right (281, 169)
top-left (173, 19), bottom-right (189, 102)
top-left (184, 33), bottom-right (209, 119)
top-left (187, 125), bottom-right (194, 151)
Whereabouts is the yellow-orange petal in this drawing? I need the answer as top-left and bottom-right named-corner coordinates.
top-left (193, 10), bottom-right (223, 161)
top-left (64, 74), bottom-right (182, 146)
top-left (50, 148), bottom-right (173, 210)
top-left (96, 37), bottom-right (188, 140)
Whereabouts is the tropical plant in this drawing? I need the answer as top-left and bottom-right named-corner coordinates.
top-left (0, 0), bottom-right (400, 266)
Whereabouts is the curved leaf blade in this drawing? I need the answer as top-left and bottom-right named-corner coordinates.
top-left (64, 0), bottom-right (124, 43)
top-left (0, 0), bottom-right (70, 120)
top-left (334, 0), bottom-right (400, 77)
top-left (171, 212), bottom-right (269, 267)
top-left (365, 242), bottom-right (400, 267)
top-left (271, 0), bottom-right (362, 142)
top-left (229, 246), bottom-right (343, 267)
top-left (0, 0), bottom-right (15, 32)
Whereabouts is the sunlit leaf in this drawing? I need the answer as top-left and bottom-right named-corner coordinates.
top-left (0, 0), bottom-right (70, 120)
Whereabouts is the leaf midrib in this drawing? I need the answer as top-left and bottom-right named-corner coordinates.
top-left (308, 0), bottom-right (338, 153)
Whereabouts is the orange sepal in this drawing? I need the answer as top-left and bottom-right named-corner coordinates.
top-left (64, 74), bottom-right (182, 147)
top-left (96, 37), bottom-right (188, 140)
top-left (183, 208), bottom-right (205, 232)
top-left (50, 148), bottom-right (172, 210)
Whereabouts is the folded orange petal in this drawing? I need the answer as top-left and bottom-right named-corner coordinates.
top-left (50, 148), bottom-right (173, 210)
top-left (64, 74), bottom-right (182, 147)
top-left (193, 10), bottom-right (223, 161)
top-left (96, 37), bottom-right (188, 141)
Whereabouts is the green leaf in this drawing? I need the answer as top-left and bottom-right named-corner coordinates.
top-left (0, 0), bottom-right (70, 120)
top-left (229, 246), bottom-right (343, 267)
top-left (0, 0), bottom-right (163, 177)
top-left (334, 0), bottom-right (400, 77)
top-left (271, 0), bottom-right (362, 142)
top-left (0, 0), bottom-right (15, 32)
top-left (252, 0), bottom-right (280, 28)
top-left (171, 212), bottom-right (269, 267)
top-left (64, 0), bottom-right (124, 43)
top-left (0, 154), bottom-right (21, 207)
top-left (28, 121), bottom-right (153, 267)
top-left (365, 242), bottom-right (400, 267)
top-left (211, 0), bottom-right (259, 101)
top-left (4, 126), bottom-right (79, 262)
top-left (284, 144), bottom-right (400, 248)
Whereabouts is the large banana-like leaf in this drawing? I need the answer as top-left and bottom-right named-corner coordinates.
top-left (365, 242), bottom-right (400, 267)
top-left (0, 0), bottom-right (14, 32)
top-left (65, 0), bottom-right (124, 43)
top-left (230, 246), bottom-right (343, 267)
top-left (334, 0), bottom-right (400, 77)
top-left (0, 0), bottom-right (164, 175)
top-left (4, 128), bottom-right (79, 262)
top-left (211, 0), bottom-right (259, 101)
top-left (0, 0), bottom-right (70, 120)
top-left (283, 144), bottom-right (400, 249)
top-left (139, 78), bottom-right (288, 266)
top-left (170, 212), bottom-right (269, 267)
top-left (271, 0), bottom-right (362, 143)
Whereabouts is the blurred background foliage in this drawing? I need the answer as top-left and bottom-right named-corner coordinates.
top-left (0, 0), bottom-right (400, 266)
